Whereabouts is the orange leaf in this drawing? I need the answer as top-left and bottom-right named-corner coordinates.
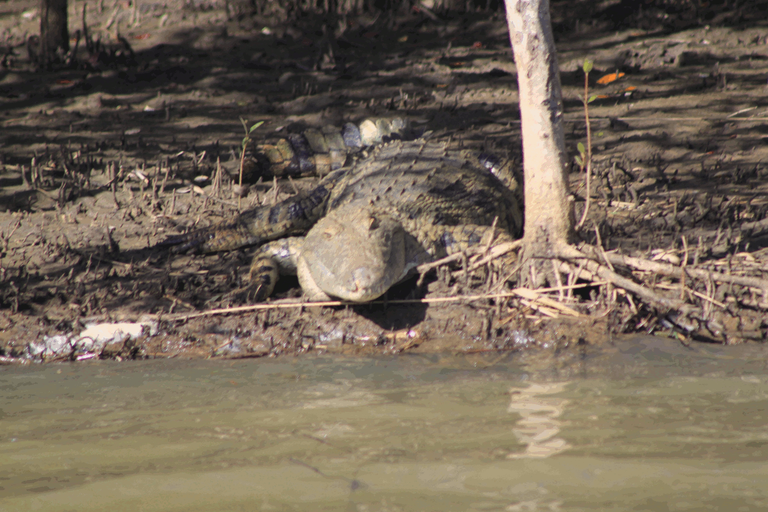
top-left (596, 94), bottom-right (610, 99)
top-left (134, 33), bottom-right (151, 40)
top-left (623, 86), bottom-right (637, 91)
top-left (471, 41), bottom-right (483, 49)
top-left (56, 79), bottom-right (72, 84)
top-left (597, 72), bottom-right (625, 85)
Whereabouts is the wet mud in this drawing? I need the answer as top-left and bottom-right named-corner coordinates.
top-left (2, 0), bottom-right (768, 363)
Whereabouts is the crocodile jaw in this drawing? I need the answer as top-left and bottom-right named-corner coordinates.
top-left (298, 207), bottom-right (407, 302)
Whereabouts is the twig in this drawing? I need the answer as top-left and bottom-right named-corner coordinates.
top-left (190, 185), bottom-right (238, 207)
top-left (512, 287), bottom-right (584, 317)
top-left (161, 281), bottom-right (604, 322)
top-left (680, 235), bottom-right (688, 301)
top-left (468, 240), bottom-right (522, 270)
top-left (596, 249), bottom-right (768, 293)
top-left (726, 106), bottom-right (757, 118)
top-left (654, 283), bottom-right (726, 309)
top-left (518, 298), bottom-right (560, 318)
top-left (557, 244), bottom-right (688, 312)
top-left (576, 61), bottom-right (593, 231)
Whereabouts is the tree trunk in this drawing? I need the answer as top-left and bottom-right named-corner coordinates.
top-left (40, 0), bottom-right (69, 65)
top-left (504, 0), bottom-right (573, 287)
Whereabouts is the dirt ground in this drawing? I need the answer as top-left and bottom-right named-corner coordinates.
top-left (2, 0), bottom-right (768, 363)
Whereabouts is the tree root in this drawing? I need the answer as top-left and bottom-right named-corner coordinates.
top-left (551, 241), bottom-right (768, 342)
top-left (557, 243), bottom-right (689, 313)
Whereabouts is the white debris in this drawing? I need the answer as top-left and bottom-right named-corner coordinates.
top-left (77, 322), bottom-right (146, 351)
top-left (29, 319), bottom-right (158, 360)
top-left (29, 335), bottom-right (72, 358)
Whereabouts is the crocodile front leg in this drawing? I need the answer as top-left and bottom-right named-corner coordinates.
top-left (231, 237), bottom-right (303, 303)
top-left (240, 236), bottom-right (333, 302)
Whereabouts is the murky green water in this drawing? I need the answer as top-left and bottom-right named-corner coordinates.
top-left (3, 337), bottom-right (768, 511)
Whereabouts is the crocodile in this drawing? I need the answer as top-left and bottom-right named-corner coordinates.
top-left (242, 117), bottom-right (411, 179)
top-left (165, 139), bottom-right (523, 303)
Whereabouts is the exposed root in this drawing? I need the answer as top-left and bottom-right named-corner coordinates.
top-left (557, 243), bottom-right (688, 313)
top-left (552, 241), bottom-right (768, 342)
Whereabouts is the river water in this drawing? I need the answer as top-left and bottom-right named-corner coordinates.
top-left (2, 336), bottom-right (768, 511)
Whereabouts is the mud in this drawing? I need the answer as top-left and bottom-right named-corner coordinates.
top-left (2, 0), bottom-right (768, 363)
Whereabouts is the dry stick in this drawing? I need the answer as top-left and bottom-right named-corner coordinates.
top-left (563, 241), bottom-right (768, 313)
top-left (576, 66), bottom-right (593, 231)
top-left (557, 244), bottom-right (688, 312)
top-left (110, 162), bottom-right (119, 209)
top-left (518, 298), bottom-right (560, 318)
top-left (512, 287), bottom-right (583, 317)
top-left (160, 161), bottom-right (170, 195)
top-left (163, 281), bottom-right (605, 323)
top-left (563, 115), bottom-right (768, 123)
top-left (417, 252), bottom-right (466, 277)
top-left (594, 249), bottom-right (768, 293)
top-left (654, 282), bottom-right (726, 309)
top-left (592, 225), bottom-right (614, 271)
top-left (213, 157), bottom-right (222, 197)
top-left (191, 185), bottom-right (238, 207)
top-left (415, 239), bottom-right (522, 289)
top-left (551, 259), bottom-right (565, 302)
top-left (237, 143), bottom-right (247, 211)
top-left (680, 235), bottom-right (689, 301)
top-left (741, 217), bottom-right (768, 237)
top-left (469, 240), bottom-right (522, 271)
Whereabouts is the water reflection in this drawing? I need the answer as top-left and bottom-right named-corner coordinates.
top-left (3, 340), bottom-right (768, 511)
top-left (507, 382), bottom-right (571, 459)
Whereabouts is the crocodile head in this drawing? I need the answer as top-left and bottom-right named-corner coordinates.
top-left (297, 205), bottom-right (408, 302)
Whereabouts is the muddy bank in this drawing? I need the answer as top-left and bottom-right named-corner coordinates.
top-left (2, 1), bottom-right (768, 363)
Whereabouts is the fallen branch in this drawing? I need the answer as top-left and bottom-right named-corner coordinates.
top-left (512, 287), bottom-right (584, 317)
top-left (577, 244), bottom-right (768, 293)
top-left (557, 243), bottom-right (689, 312)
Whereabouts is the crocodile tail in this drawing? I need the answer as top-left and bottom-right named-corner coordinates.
top-left (158, 177), bottom-right (334, 255)
top-left (157, 220), bottom-right (261, 253)
top-left (243, 117), bottom-right (411, 180)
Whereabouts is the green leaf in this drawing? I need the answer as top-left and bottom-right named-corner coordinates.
top-left (583, 59), bottom-right (593, 74)
top-left (597, 131), bottom-right (604, 137)
top-left (575, 155), bottom-right (584, 166)
top-left (577, 142), bottom-right (586, 155)
top-left (587, 94), bottom-right (599, 103)
top-left (249, 121), bottom-right (264, 133)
